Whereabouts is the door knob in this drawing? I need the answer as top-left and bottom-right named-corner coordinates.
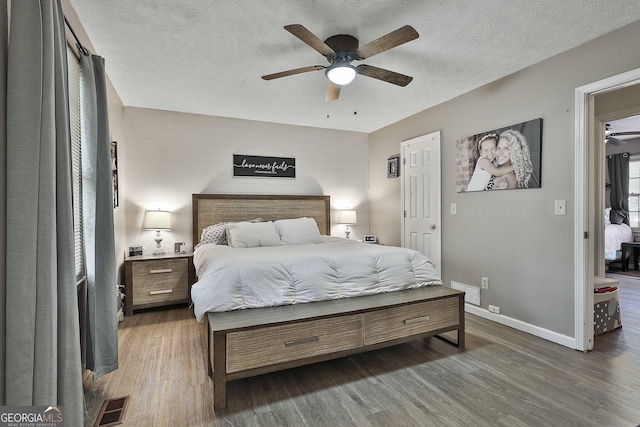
top-left (430, 224), bottom-right (436, 230)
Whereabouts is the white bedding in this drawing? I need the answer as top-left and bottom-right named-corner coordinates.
top-left (604, 223), bottom-right (633, 254)
top-left (191, 236), bottom-right (442, 321)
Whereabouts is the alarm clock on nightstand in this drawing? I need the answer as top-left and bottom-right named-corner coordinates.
top-left (363, 235), bottom-right (377, 243)
top-left (128, 245), bottom-right (143, 256)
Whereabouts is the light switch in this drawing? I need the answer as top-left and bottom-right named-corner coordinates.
top-left (555, 200), bottom-right (566, 216)
top-left (451, 203), bottom-right (457, 215)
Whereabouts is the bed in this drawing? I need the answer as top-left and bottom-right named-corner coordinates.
top-left (604, 208), bottom-right (633, 263)
top-left (191, 194), bottom-right (465, 410)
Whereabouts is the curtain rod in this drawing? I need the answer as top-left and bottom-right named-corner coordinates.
top-left (64, 15), bottom-right (90, 56)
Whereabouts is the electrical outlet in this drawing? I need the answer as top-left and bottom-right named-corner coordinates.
top-left (488, 304), bottom-right (500, 314)
top-left (481, 277), bottom-right (489, 289)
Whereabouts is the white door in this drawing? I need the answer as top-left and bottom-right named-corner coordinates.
top-left (401, 131), bottom-right (442, 272)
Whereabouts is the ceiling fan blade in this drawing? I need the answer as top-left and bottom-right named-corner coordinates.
top-left (326, 83), bottom-right (341, 101)
top-left (609, 131), bottom-right (640, 137)
top-left (357, 64), bottom-right (413, 86)
top-left (262, 65), bottom-right (324, 80)
top-left (607, 137), bottom-right (627, 146)
top-left (356, 25), bottom-right (419, 59)
top-left (284, 24), bottom-right (335, 57)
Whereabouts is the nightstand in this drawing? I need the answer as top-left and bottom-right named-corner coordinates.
top-left (124, 252), bottom-right (195, 316)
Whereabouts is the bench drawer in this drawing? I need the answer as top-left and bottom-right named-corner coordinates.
top-left (226, 314), bottom-right (363, 373)
top-left (363, 297), bottom-right (459, 345)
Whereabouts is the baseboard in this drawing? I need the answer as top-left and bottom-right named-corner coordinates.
top-left (464, 303), bottom-right (577, 349)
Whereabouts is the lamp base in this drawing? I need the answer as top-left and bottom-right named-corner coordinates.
top-left (153, 231), bottom-right (165, 255)
top-left (345, 230), bottom-right (351, 239)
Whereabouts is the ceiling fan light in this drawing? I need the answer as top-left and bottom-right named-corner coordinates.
top-left (326, 63), bottom-right (357, 86)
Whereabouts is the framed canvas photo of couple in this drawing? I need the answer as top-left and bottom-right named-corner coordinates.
top-left (456, 118), bottom-right (542, 192)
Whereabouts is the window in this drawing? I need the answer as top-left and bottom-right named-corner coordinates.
top-left (629, 157), bottom-right (640, 228)
top-left (68, 45), bottom-right (88, 366)
top-left (68, 45), bottom-right (86, 282)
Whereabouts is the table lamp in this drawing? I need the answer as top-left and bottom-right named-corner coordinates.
top-left (143, 209), bottom-right (172, 255)
top-left (338, 209), bottom-right (357, 239)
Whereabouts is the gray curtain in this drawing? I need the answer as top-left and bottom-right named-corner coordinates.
top-left (608, 153), bottom-right (630, 225)
top-left (5, 1), bottom-right (83, 424)
top-left (80, 54), bottom-right (118, 379)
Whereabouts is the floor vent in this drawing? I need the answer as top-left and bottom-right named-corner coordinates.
top-left (93, 396), bottom-right (129, 427)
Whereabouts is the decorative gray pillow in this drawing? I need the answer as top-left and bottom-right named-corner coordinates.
top-left (197, 218), bottom-right (262, 248)
top-left (200, 222), bottom-right (228, 246)
top-left (609, 209), bottom-right (626, 225)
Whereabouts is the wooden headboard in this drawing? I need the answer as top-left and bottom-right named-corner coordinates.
top-left (192, 194), bottom-right (331, 245)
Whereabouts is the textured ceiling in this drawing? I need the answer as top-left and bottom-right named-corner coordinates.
top-left (67, 0), bottom-right (640, 133)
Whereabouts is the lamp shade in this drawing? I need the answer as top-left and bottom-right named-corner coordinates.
top-left (338, 209), bottom-right (357, 225)
top-left (143, 210), bottom-right (172, 230)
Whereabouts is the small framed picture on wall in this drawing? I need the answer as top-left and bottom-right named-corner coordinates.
top-left (387, 156), bottom-right (399, 178)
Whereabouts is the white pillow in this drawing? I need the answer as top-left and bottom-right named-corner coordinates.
top-left (275, 217), bottom-right (324, 245)
top-left (226, 221), bottom-right (281, 248)
top-left (605, 207), bottom-right (612, 225)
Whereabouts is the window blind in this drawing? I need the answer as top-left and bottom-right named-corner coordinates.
top-left (67, 46), bottom-right (85, 282)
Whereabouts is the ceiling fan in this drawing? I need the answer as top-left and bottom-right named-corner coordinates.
top-left (262, 24), bottom-right (419, 101)
top-left (605, 123), bottom-right (640, 145)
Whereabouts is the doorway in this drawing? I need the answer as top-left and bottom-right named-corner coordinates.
top-left (596, 110), bottom-right (640, 275)
top-left (576, 67), bottom-right (640, 351)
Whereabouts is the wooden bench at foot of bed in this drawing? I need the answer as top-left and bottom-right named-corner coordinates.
top-left (207, 285), bottom-right (465, 410)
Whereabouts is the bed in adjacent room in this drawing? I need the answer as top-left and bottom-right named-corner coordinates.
top-left (191, 194), bottom-right (465, 410)
top-left (604, 207), bottom-right (633, 263)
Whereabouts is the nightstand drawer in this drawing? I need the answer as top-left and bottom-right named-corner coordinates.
top-left (132, 258), bottom-right (188, 306)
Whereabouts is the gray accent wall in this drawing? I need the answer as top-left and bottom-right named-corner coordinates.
top-left (369, 20), bottom-right (640, 338)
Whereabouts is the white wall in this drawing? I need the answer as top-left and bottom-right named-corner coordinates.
top-left (122, 107), bottom-right (369, 255)
top-left (369, 20), bottom-right (640, 339)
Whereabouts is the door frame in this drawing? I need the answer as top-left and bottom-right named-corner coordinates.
top-left (575, 67), bottom-right (640, 351)
top-left (401, 131), bottom-right (442, 272)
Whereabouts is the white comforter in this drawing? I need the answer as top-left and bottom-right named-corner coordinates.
top-left (604, 223), bottom-right (633, 254)
top-left (191, 236), bottom-right (442, 321)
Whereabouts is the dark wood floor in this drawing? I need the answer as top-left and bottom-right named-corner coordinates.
top-left (83, 279), bottom-right (640, 426)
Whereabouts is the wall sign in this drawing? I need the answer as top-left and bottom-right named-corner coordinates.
top-left (233, 154), bottom-right (296, 178)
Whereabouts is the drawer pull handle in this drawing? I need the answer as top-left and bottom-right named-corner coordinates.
top-left (149, 289), bottom-right (173, 295)
top-left (404, 316), bottom-right (430, 325)
top-left (149, 268), bottom-right (173, 274)
top-left (284, 336), bottom-right (319, 347)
